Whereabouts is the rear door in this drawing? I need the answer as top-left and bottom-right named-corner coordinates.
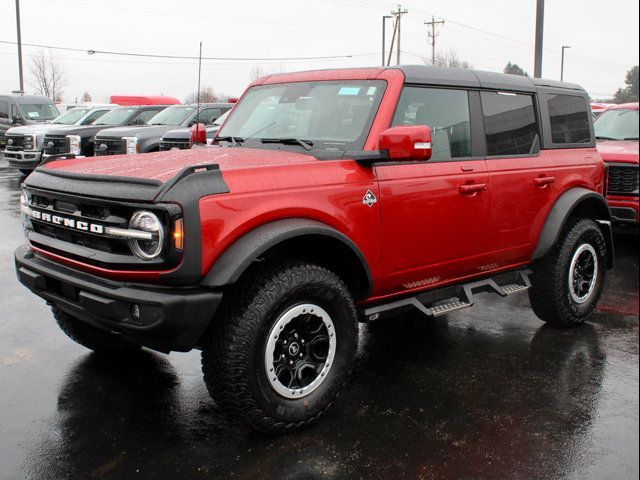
top-left (480, 91), bottom-right (557, 267)
top-left (375, 86), bottom-right (491, 295)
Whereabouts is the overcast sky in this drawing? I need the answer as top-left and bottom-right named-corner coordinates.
top-left (1, 0), bottom-right (638, 103)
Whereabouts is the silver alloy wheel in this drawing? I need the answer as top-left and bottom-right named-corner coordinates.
top-left (568, 243), bottom-right (598, 304)
top-left (264, 303), bottom-right (336, 399)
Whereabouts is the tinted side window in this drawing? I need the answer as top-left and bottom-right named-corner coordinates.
top-left (0, 101), bottom-right (8, 119)
top-left (547, 94), bottom-right (591, 144)
top-left (131, 109), bottom-right (158, 125)
top-left (81, 109), bottom-right (109, 125)
top-left (198, 108), bottom-right (222, 125)
top-left (392, 87), bottom-right (471, 161)
top-left (481, 92), bottom-right (538, 156)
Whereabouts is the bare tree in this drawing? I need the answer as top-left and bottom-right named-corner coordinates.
top-left (185, 86), bottom-right (220, 104)
top-left (28, 49), bottom-right (67, 100)
top-left (81, 91), bottom-right (92, 102)
top-left (433, 49), bottom-right (472, 69)
top-left (250, 66), bottom-right (266, 82)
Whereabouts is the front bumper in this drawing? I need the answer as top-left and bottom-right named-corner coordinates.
top-left (606, 197), bottom-right (639, 225)
top-left (5, 150), bottom-right (42, 170)
top-left (14, 245), bottom-right (222, 352)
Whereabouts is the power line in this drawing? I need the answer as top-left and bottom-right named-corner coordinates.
top-left (0, 39), bottom-right (377, 62)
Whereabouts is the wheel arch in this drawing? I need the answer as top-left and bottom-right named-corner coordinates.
top-left (532, 187), bottom-right (614, 268)
top-left (200, 218), bottom-right (373, 299)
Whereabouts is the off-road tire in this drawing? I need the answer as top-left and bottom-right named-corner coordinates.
top-left (52, 305), bottom-right (141, 353)
top-left (529, 218), bottom-right (607, 327)
top-left (201, 261), bottom-right (358, 434)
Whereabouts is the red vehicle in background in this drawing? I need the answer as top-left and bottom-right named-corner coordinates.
top-left (595, 103), bottom-right (639, 228)
top-left (109, 95), bottom-right (181, 106)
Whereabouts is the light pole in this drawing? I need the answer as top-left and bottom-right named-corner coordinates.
top-left (15, 0), bottom-right (24, 92)
top-left (382, 15), bottom-right (392, 66)
top-left (560, 45), bottom-right (571, 81)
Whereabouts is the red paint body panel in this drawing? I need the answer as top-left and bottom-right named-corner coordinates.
top-left (109, 95), bottom-right (181, 106)
top-left (30, 67), bottom-right (607, 307)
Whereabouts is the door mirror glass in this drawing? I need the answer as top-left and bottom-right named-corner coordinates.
top-left (378, 125), bottom-right (432, 161)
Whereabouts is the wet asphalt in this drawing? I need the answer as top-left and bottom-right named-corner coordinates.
top-left (0, 156), bottom-right (638, 480)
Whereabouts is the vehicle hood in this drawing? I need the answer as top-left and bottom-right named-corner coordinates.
top-left (596, 140), bottom-right (639, 165)
top-left (162, 127), bottom-right (190, 139)
top-left (96, 125), bottom-right (176, 140)
top-left (47, 125), bottom-right (108, 138)
top-left (7, 124), bottom-right (74, 135)
top-left (40, 146), bottom-right (319, 183)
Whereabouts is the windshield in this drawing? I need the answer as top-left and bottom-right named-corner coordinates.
top-left (595, 108), bottom-right (639, 141)
top-left (52, 108), bottom-right (90, 125)
top-left (19, 103), bottom-right (59, 121)
top-left (93, 108), bottom-right (137, 126)
top-left (147, 106), bottom-right (196, 126)
top-left (217, 80), bottom-right (386, 150)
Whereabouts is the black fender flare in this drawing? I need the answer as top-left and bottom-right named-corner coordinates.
top-left (200, 218), bottom-right (373, 292)
top-left (532, 187), bottom-right (614, 268)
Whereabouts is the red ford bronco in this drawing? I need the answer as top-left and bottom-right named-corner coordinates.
top-left (15, 66), bottom-right (613, 433)
top-left (594, 102), bottom-right (639, 227)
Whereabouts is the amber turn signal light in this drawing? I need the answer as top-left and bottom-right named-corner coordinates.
top-left (173, 218), bottom-right (184, 251)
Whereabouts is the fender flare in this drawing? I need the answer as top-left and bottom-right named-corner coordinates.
top-left (532, 187), bottom-right (614, 268)
top-left (200, 218), bottom-right (373, 292)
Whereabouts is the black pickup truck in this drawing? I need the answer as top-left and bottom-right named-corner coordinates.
top-left (95, 104), bottom-right (230, 155)
top-left (42, 105), bottom-right (168, 161)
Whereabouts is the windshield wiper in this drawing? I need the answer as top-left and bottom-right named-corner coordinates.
top-left (596, 136), bottom-right (616, 140)
top-left (216, 135), bottom-right (244, 147)
top-left (260, 138), bottom-right (314, 151)
top-left (623, 137), bottom-right (639, 141)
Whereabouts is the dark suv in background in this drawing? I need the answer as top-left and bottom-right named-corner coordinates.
top-left (1, 93), bottom-right (59, 150)
top-left (42, 105), bottom-right (168, 161)
top-left (159, 103), bottom-right (232, 150)
top-left (94, 104), bottom-right (229, 155)
top-left (5, 106), bottom-right (114, 174)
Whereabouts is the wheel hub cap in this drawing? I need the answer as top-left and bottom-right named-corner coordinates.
top-left (569, 243), bottom-right (598, 304)
top-left (264, 303), bottom-right (336, 399)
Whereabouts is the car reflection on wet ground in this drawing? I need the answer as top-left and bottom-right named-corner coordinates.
top-left (0, 157), bottom-right (637, 479)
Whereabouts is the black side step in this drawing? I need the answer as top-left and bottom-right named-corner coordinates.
top-left (363, 269), bottom-right (531, 321)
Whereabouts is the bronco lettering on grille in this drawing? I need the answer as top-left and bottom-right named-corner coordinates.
top-left (30, 210), bottom-right (105, 234)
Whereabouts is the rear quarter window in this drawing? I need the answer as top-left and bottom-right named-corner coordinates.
top-left (547, 94), bottom-right (591, 144)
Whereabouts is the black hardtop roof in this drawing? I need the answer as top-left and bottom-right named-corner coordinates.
top-left (397, 65), bottom-right (584, 93)
top-left (0, 93), bottom-right (57, 104)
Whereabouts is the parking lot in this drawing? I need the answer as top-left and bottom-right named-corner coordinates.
top-left (0, 154), bottom-right (637, 479)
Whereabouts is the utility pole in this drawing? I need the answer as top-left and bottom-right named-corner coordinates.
top-left (382, 15), bottom-right (393, 67)
top-left (389, 5), bottom-right (407, 66)
top-left (534, 0), bottom-right (544, 78)
top-left (424, 16), bottom-right (445, 65)
top-left (195, 41), bottom-right (203, 145)
top-left (560, 45), bottom-right (570, 81)
top-left (15, 0), bottom-right (24, 92)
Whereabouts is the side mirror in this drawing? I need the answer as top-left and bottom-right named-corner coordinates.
top-left (190, 123), bottom-right (207, 146)
top-left (378, 125), bottom-right (432, 161)
top-left (10, 116), bottom-right (22, 125)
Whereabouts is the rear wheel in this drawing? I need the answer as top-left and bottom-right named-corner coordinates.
top-left (201, 260), bottom-right (358, 433)
top-left (529, 218), bottom-right (607, 327)
top-left (52, 306), bottom-right (140, 353)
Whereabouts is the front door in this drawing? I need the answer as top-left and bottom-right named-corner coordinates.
top-left (375, 86), bottom-right (491, 296)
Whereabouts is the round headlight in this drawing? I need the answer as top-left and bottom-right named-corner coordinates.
top-left (128, 210), bottom-right (164, 260)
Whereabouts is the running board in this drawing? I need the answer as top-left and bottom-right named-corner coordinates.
top-left (364, 269), bottom-right (532, 321)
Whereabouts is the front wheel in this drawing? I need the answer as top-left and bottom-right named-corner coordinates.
top-left (529, 218), bottom-right (607, 327)
top-left (201, 261), bottom-right (358, 433)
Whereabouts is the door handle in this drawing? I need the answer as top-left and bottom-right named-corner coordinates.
top-left (459, 183), bottom-right (487, 195)
top-left (534, 176), bottom-right (555, 187)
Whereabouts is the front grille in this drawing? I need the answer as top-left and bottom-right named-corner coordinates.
top-left (159, 138), bottom-right (191, 151)
top-left (95, 138), bottom-right (126, 156)
top-left (43, 135), bottom-right (70, 155)
top-left (5, 134), bottom-right (24, 151)
top-left (607, 165), bottom-right (639, 197)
